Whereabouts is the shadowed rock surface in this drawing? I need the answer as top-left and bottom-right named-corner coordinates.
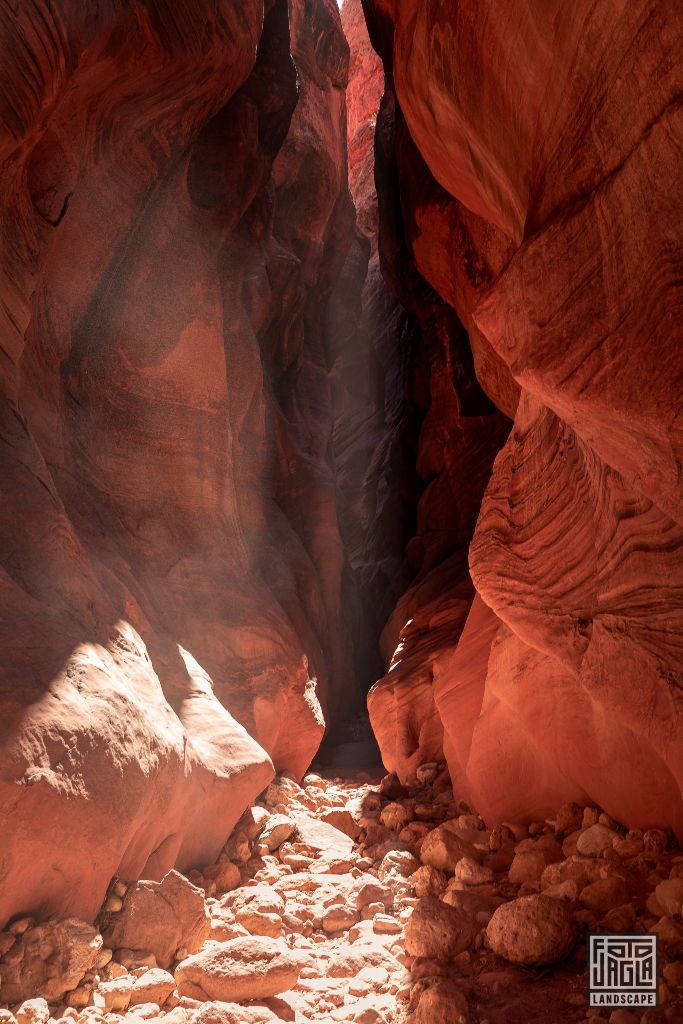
top-left (361, 0), bottom-right (683, 838)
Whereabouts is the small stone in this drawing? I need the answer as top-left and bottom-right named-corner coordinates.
top-left (580, 876), bottom-right (629, 913)
top-left (409, 865), bottom-right (447, 898)
top-left (360, 901), bottom-right (385, 920)
top-left (94, 975), bottom-right (132, 1012)
top-left (508, 849), bottom-right (550, 885)
top-left (115, 949), bottom-right (158, 971)
top-left (486, 894), bottom-right (578, 965)
top-left (379, 803), bottom-right (411, 832)
top-left (600, 903), bottom-right (636, 933)
top-left (191, 1002), bottom-right (279, 1024)
top-left (377, 849), bottom-right (419, 881)
top-left (582, 808), bottom-right (601, 828)
top-left (322, 906), bottom-right (359, 933)
top-left (373, 915), bottom-right (402, 935)
top-left (65, 985), bottom-right (92, 1008)
top-left (202, 861), bottom-right (240, 895)
top-left (174, 937), bottom-right (302, 1002)
top-left (126, 1002), bottom-right (160, 1020)
top-left (554, 803), bottom-right (584, 835)
top-left (353, 876), bottom-right (393, 910)
top-left (576, 824), bottom-right (619, 857)
top-left (95, 947), bottom-right (113, 969)
top-left (654, 878), bottom-right (683, 916)
top-left (453, 857), bottom-right (494, 885)
top-left (129, 968), bottom-right (176, 1007)
top-left (105, 960), bottom-right (130, 979)
top-left (9, 918), bottom-right (33, 936)
top-left (613, 836), bottom-right (644, 858)
top-left (415, 763), bottom-right (439, 785)
top-left (420, 825), bottom-right (481, 872)
top-left (650, 915), bottom-right (683, 945)
top-left (320, 809), bottom-right (361, 840)
top-left (404, 898), bottom-right (475, 958)
top-left (259, 814), bottom-right (296, 852)
top-left (15, 1001), bottom-right (49, 1024)
top-left (643, 829), bottom-right (668, 854)
top-left (541, 880), bottom-right (579, 902)
top-left (348, 966), bottom-right (389, 995)
top-left (489, 825), bottom-right (516, 852)
top-left (663, 961), bottom-right (683, 988)
top-left (223, 831), bottom-right (251, 864)
top-left (408, 977), bottom-right (470, 1024)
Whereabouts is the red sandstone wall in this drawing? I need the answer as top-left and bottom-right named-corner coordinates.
top-left (0, 0), bottom-right (356, 926)
top-left (361, 0), bottom-right (683, 836)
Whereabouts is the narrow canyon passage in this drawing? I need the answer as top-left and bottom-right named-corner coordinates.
top-left (1, 0), bottom-right (682, 1023)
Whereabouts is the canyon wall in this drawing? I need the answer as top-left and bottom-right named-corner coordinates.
top-left (360, 0), bottom-right (683, 836)
top-left (0, 0), bottom-right (358, 926)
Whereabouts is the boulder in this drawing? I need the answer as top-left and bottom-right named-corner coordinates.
top-left (175, 938), bottom-right (302, 1002)
top-left (486, 895), bottom-right (578, 965)
top-left (103, 871), bottom-right (209, 969)
top-left (379, 803), bottom-right (411, 832)
top-left (579, 877), bottom-right (629, 914)
top-left (14, 1001), bottom-right (49, 1024)
top-left (0, 917), bottom-right (102, 1003)
top-left (654, 878), bottom-right (683, 917)
top-left (202, 862), bottom-right (240, 895)
top-left (409, 865), bottom-right (448, 898)
top-left (191, 1003), bottom-right (279, 1024)
top-left (320, 810), bottom-right (362, 840)
top-left (259, 815), bottom-right (296, 852)
top-left (294, 816), bottom-right (355, 868)
top-left (404, 898), bottom-right (477, 959)
top-left (409, 978), bottom-right (471, 1024)
top-left (420, 826), bottom-right (482, 872)
top-left (130, 969), bottom-right (177, 1007)
top-left (377, 850), bottom-right (420, 881)
top-left (576, 825), bottom-right (620, 857)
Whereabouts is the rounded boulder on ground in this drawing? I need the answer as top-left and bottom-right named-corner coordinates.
top-left (404, 897), bottom-right (477, 959)
top-left (486, 894), bottom-right (578, 965)
top-left (174, 936), bottom-right (303, 1002)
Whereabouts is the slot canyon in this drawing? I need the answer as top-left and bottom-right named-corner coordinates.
top-left (0, 0), bottom-right (681, 1021)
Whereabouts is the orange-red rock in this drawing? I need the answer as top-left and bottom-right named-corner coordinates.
top-left (363, 0), bottom-right (683, 837)
top-left (0, 0), bottom-right (359, 926)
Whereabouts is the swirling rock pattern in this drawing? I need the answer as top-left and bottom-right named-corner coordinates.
top-left (363, 0), bottom-right (683, 835)
top-left (0, 0), bottom-right (358, 925)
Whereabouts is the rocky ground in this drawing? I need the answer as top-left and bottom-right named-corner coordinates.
top-left (1, 741), bottom-right (682, 1024)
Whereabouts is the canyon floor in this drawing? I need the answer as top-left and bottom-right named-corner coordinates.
top-left (1, 725), bottom-right (682, 1024)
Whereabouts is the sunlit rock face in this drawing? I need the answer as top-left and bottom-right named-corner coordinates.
top-left (363, 0), bottom-right (683, 836)
top-left (0, 0), bottom-right (357, 925)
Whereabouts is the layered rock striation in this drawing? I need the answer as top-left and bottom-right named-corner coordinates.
top-left (362, 0), bottom-right (683, 836)
top-left (0, 0), bottom-right (359, 926)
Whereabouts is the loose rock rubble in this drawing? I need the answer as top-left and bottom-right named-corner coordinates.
top-left (1, 766), bottom-right (682, 1023)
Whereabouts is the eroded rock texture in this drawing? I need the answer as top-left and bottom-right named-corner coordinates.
top-left (0, 0), bottom-right (357, 926)
top-left (363, 0), bottom-right (683, 836)
top-left (342, 0), bottom-right (510, 781)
